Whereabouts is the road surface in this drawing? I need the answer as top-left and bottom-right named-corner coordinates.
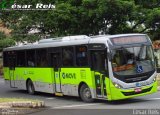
top-left (0, 77), bottom-right (160, 115)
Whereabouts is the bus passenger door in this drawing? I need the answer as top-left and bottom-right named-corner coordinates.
top-left (51, 53), bottom-right (62, 93)
top-left (91, 50), bottom-right (108, 98)
top-left (8, 53), bottom-right (16, 88)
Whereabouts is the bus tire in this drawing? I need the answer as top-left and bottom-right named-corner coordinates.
top-left (80, 84), bottom-right (94, 103)
top-left (27, 80), bottom-right (35, 95)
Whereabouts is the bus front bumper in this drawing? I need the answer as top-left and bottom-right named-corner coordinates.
top-left (108, 81), bottom-right (158, 101)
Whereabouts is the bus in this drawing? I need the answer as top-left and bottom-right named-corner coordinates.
top-left (3, 34), bottom-right (157, 102)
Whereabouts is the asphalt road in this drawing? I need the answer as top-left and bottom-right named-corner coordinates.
top-left (0, 77), bottom-right (160, 115)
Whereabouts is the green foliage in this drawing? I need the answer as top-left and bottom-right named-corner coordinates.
top-left (0, 32), bottom-right (6, 40)
top-left (0, 0), bottom-right (160, 42)
top-left (0, 38), bottom-right (15, 48)
top-left (26, 35), bottom-right (40, 43)
top-left (0, 32), bottom-right (15, 51)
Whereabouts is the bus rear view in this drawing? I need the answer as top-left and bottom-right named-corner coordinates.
top-left (107, 34), bottom-right (157, 100)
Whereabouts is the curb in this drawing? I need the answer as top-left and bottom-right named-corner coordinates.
top-left (0, 105), bottom-right (11, 109)
top-left (0, 101), bottom-right (45, 109)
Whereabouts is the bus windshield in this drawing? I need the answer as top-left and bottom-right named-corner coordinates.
top-left (111, 45), bottom-right (155, 76)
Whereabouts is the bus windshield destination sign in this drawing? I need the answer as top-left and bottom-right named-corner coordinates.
top-left (111, 36), bottom-right (148, 45)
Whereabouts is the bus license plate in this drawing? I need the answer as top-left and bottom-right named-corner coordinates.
top-left (134, 88), bottom-right (142, 93)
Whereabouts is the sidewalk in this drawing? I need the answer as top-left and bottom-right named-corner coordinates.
top-left (0, 100), bottom-right (45, 114)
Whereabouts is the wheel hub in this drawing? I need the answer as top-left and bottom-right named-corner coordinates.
top-left (84, 88), bottom-right (91, 98)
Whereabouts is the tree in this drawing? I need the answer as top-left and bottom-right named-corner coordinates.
top-left (0, 32), bottom-right (15, 51)
top-left (0, 0), bottom-right (160, 42)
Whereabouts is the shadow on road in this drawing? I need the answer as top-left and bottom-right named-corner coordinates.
top-left (7, 89), bottom-right (82, 101)
top-left (96, 98), bottom-right (151, 105)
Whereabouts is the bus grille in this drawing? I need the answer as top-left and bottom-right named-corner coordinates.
top-left (121, 86), bottom-right (152, 96)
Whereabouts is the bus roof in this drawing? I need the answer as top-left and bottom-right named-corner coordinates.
top-left (3, 33), bottom-right (148, 51)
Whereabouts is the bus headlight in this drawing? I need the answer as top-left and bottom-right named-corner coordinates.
top-left (152, 74), bottom-right (157, 83)
top-left (113, 82), bottom-right (123, 89)
top-left (153, 77), bottom-right (156, 82)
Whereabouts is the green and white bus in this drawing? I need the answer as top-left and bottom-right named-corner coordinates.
top-left (3, 34), bottom-right (157, 102)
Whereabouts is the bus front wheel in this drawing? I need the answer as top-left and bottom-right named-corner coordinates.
top-left (80, 84), bottom-right (94, 103)
top-left (27, 80), bottom-right (35, 95)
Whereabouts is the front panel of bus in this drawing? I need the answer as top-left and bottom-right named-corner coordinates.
top-left (107, 35), bottom-right (157, 100)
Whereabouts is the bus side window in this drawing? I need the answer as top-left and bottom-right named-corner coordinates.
top-left (36, 49), bottom-right (48, 67)
top-left (76, 46), bottom-right (88, 66)
top-left (3, 52), bottom-right (8, 67)
top-left (51, 53), bottom-right (61, 68)
top-left (26, 50), bottom-right (35, 67)
top-left (62, 47), bottom-right (74, 66)
top-left (17, 51), bottom-right (25, 67)
top-left (91, 51), bottom-right (106, 72)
